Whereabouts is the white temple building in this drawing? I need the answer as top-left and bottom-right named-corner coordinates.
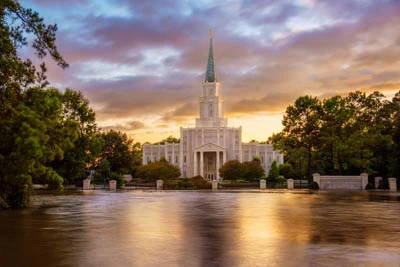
top-left (143, 32), bottom-right (283, 180)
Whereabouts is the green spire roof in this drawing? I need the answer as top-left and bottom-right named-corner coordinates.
top-left (205, 29), bottom-right (216, 83)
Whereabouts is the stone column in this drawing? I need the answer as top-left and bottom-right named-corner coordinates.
top-left (200, 151), bottom-right (204, 178)
top-left (217, 127), bottom-right (220, 145)
top-left (388, 178), bottom-right (397, 192)
top-left (156, 179), bottom-right (164, 190)
top-left (260, 179), bottom-right (266, 189)
top-left (360, 173), bottom-right (368, 190)
top-left (287, 179), bottom-right (294, 190)
top-left (374, 177), bottom-right (382, 189)
top-left (313, 173), bottom-right (320, 186)
top-left (223, 150), bottom-right (227, 164)
top-left (83, 179), bottom-right (91, 190)
top-left (109, 180), bottom-right (117, 191)
top-left (212, 180), bottom-right (218, 190)
top-left (172, 144), bottom-right (175, 165)
top-left (216, 151), bottom-right (220, 180)
top-left (179, 128), bottom-right (184, 177)
top-left (194, 151), bottom-right (198, 177)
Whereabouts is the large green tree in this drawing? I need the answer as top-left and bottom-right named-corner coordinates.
top-left (271, 96), bottom-right (321, 180)
top-left (50, 89), bottom-right (103, 185)
top-left (271, 91), bottom-right (400, 183)
top-left (99, 130), bottom-right (138, 175)
top-left (1, 1), bottom-right (68, 208)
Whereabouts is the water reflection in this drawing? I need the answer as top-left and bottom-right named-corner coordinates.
top-left (0, 191), bottom-right (400, 266)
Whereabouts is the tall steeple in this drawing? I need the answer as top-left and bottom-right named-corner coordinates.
top-left (196, 29), bottom-right (227, 128)
top-left (205, 29), bottom-right (216, 83)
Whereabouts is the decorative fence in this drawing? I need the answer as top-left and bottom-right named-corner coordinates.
top-left (219, 182), bottom-right (259, 189)
top-left (294, 180), bottom-right (309, 189)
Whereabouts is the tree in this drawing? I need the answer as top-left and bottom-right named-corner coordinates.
top-left (279, 163), bottom-right (294, 178)
top-left (50, 89), bottom-right (103, 185)
top-left (242, 159), bottom-right (265, 180)
top-left (136, 159), bottom-right (181, 181)
top-left (154, 135), bottom-right (180, 144)
top-left (267, 161), bottom-right (280, 180)
top-left (219, 159), bottom-right (264, 181)
top-left (272, 96), bottom-right (321, 181)
top-left (271, 91), bottom-right (400, 181)
top-left (219, 160), bottom-right (243, 180)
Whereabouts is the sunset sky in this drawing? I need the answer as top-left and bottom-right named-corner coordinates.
top-left (23, 0), bottom-right (400, 143)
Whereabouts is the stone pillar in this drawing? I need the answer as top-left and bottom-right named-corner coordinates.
top-left (212, 180), bottom-right (218, 190)
top-left (388, 178), bottom-right (397, 192)
top-left (171, 144), bottom-right (174, 164)
top-left (313, 173), bottom-right (320, 186)
top-left (156, 179), bottom-right (164, 190)
top-left (223, 150), bottom-right (227, 164)
top-left (109, 180), bottom-right (117, 191)
top-left (217, 127), bottom-right (220, 145)
top-left (260, 179), bottom-right (266, 189)
top-left (83, 179), bottom-right (91, 190)
top-left (194, 151), bottom-right (198, 177)
top-left (200, 151), bottom-right (204, 178)
top-left (360, 173), bottom-right (368, 190)
top-left (374, 177), bottom-right (382, 189)
top-left (216, 151), bottom-right (220, 180)
top-left (287, 179), bottom-right (294, 190)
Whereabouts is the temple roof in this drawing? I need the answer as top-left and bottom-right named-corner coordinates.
top-left (205, 29), bottom-right (216, 83)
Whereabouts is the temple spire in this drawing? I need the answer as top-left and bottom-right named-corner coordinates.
top-left (205, 29), bottom-right (216, 83)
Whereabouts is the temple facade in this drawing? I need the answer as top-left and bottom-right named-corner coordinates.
top-left (143, 32), bottom-right (283, 180)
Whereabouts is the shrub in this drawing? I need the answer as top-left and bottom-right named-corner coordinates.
top-left (309, 181), bottom-right (320, 190)
top-left (164, 176), bottom-right (211, 190)
top-left (190, 176), bottom-right (212, 189)
top-left (219, 160), bottom-right (243, 180)
top-left (279, 163), bottom-right (294, 178)
top-left (242, 160), bottom-right (265, 181)
top-left (267, 161), bottom-right (280, 180)
top-left (219, 159), bottom-right (264, 181)
top-left (136, 159), bottom-right (181, 182)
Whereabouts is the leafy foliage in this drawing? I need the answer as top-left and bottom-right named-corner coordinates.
top-left (278, 163), bottom-right (295, 178)
top-left (164, 176), bottom-right (211, 190)
top-left (219, 159), bottom-right (264, 181)
top-left (153, 135), bottom-right (180, 144)
top-left (219, 160), bottom-right (243, 180)
top-left (136, 158), bottom-right (181, 182)
top-left (271, 91), bottom-right (400, 180)
top-left (99, 130), bottom-right (138, 175)
top-left (267, 161), bottom-right (280, 180)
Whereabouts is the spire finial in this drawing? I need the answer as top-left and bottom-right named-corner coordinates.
top-left (205, 29), bottom-right (216, 83)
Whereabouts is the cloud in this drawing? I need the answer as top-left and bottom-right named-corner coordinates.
top-left (26, 0), bottom-right (400, 129)
top-left (100, 120), bottom-right (146, 131)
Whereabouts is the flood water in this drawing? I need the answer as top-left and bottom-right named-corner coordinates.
top-left (1, 190), bottom-right (400, 267)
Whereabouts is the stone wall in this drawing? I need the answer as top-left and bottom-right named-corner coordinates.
top-left (313, 173), bottom-right (368, 190)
